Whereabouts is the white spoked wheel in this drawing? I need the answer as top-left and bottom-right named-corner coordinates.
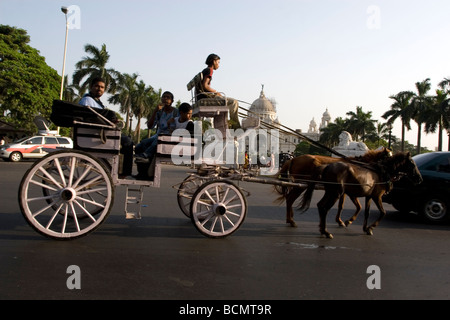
top-left (177, 175), bottom-right (207, 218)
top-left (18, 150), bottom-right (114, 240)
top-left (190, 180), bottom-right (247, 238)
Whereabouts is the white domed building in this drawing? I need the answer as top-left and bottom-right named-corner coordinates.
top-left (247, 87), bottom-right (279, 125)
top-left (243, 86), bottom-right (330, 154)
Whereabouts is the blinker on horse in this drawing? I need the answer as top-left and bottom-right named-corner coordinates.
top-left (300, 152), bottom-right (422, 239)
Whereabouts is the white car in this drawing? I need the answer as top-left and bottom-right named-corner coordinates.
top-left (0, 135), bottom-right (73, 162)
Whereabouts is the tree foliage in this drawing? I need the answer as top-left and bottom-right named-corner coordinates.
top-left (0, 25), bottom-right (60, 133)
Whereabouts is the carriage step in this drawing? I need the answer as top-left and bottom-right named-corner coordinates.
top-left (125, 186), bottom-right (145, 219)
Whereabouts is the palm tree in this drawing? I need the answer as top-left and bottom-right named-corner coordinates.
top-left (382, 91), bottom-right (414, 151)
top-left (410, 78), bottom-right (432, 154)
top-left (72, 44), bottom-right (119, 94)
top-left (62, 75), bottom-right (83, 102)
top-left (131, 80), bottom-right (158, 142)
top-left (438, 77), bottom-right (450, 93)
top-left (319, 117), bottom-right (346, 147)
top-left (108, 72), bottom-right (139, 133)
top-left (366, 121), bottom-right (391, 147)
top-left (437, 78), bottom-right (450, 150)
top-left (345, 106), bottom-right (376, 142)
top-left (421, 89), bottom-right (450, 151)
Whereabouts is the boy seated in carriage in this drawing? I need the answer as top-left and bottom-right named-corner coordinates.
top-left (168, 103), bottom-right (194, 135)
top-left (134, 96), bottom-right (194, 180)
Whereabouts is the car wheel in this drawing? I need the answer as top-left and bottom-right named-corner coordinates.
top-left (420, 197), bottom-right (449, 223)
top-left (9, 152), bottom-right (22, 162)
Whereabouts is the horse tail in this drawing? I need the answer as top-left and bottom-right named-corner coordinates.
top-left (297, 164), bottom-right (325, 212)
top-left (298, 181), bottom-right (315, 212)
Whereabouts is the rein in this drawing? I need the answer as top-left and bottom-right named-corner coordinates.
top-left (237, 103), bottom-right (381, 171)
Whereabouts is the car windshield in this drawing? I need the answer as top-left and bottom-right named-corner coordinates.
top-left (14, 137), bottom-right (29, 143)
top-left (413, 152), bottom-right (445, 169)
top-left (413, 153), bottom-right (435, 167)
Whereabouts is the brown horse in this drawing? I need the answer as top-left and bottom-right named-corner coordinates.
top-left (276, 148), bottom-right (392, 227)
top-left (299, 152), bottom-right (422, 238)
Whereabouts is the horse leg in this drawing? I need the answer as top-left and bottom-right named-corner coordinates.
top-left (335, 195), bottom-right (346, 227)
top-left (362, 197), bottom-right (373, 235)
top-left (344, 197), bottom-right (362, 227)
top-left (365, 196), bottom-right (386, 235)
top-left (317, 191), bottom-right (339, 239)
top-left (285, 187), bottom-right (304, 227)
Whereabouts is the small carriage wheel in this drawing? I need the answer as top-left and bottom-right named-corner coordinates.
top-left (18, 150), bottom-right (114, 240)
top-left (177, 175), bottom-right (207, 218)
top-left (190, 180), bottom-right (247, 238)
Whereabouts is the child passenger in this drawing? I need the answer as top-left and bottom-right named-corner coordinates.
top-left (168, 103), bottom-right (194, 135)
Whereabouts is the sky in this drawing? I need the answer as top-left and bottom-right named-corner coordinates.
top-left (1, 0), bottom-right (450, 150)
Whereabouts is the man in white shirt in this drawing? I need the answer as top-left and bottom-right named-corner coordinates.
top-left (79, 77), bottom-right (107, 109)
top-left (79, 77), bottom-right (133, 177)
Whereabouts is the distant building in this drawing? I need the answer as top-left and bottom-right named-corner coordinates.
top-left (245, 86), bottom-right (330, 154)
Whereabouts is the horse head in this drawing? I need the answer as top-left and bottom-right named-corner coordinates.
top-left (388, 152), bottom-right (423, 185)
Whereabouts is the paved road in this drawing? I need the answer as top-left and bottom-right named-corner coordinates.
top-left (1, 160), bottom-right (450, 301)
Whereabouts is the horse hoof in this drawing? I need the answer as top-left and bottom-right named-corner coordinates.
top-left (365, 228), bottom-right (373, 236)
top-left (287, 221), bottom-right (297, 228)
top-left (338, 221), bottom-right (346, 227)
top-left (321, 232), bottom-right (333, 239)
top-left (344, 220), bottom-right (352, 227)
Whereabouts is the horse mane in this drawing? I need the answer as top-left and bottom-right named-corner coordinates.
top-left (352, 147), bottom-right (391, 163)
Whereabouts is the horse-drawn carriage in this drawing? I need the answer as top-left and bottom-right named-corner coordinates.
top-left (18, 82), bottom-right (423, 240)
top-left (18, 82), bottom-right (300, 240)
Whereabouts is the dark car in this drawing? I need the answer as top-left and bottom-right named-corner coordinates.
top-left (383, 151), bottom-right (450, 223)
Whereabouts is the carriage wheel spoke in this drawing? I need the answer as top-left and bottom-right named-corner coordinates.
top-left (74, 199), bottom-right (97, 222)
top-left (30, 179), bottom-right (58, 192)
top-left (204, 190), bottom-right (215, 203)
top-left (71, 164), bottom-right (94, 189)
top-left (70, 202), bottom-right (81, 232)
top-left (32, 200), bottom-right (60, 218)
top-left (209, 216), bottom-right (218, 232)
top-left (223, 214), bottom-right (234, 227)
top-left (53, 158), bottom-right (67, 187)
top-left (223, 194), bottom-right (237, 206)
top-left (38, 166), bottom-right (63, 189)
top-left (45, 203), bottom-right (65, 230)
top-left (225, 210), bottom-right (240, 218)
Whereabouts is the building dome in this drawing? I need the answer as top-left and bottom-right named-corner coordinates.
top-left (320, 108), bottom-right (331, 128)
top-left (322, 108), bottom-right (331, 121)
top-left (248, 86), bottom-right (278, 123)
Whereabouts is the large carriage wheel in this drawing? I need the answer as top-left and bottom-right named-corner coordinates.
top-left (177, 175), bottom-right (207, 218)
top-left (18, 150), bottom-right (114, 240)
top-left (190, 180), bottom-right (247, 238)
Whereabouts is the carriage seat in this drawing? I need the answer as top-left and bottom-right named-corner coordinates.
top-left (156, 134), bottom-right (200, 163)
top-left (51, 100), bottom-right (121, 155)
top-left (187, 73), bottom-right (229, 138)
top-left (51, 100), bottom-right (118, 128)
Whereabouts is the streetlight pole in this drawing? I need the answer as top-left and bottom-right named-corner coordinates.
top-left (57, 7), bottom-right (69, 135)
top-left (59, 6), bottom-right (69, 100)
